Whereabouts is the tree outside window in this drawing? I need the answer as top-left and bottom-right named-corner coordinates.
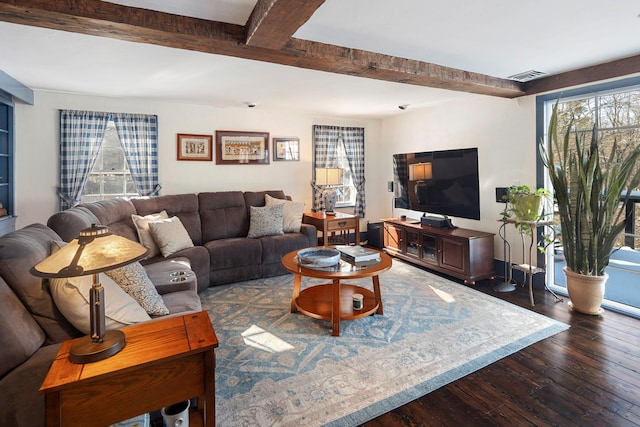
top-left (81, 121), bottom-right (138, 203)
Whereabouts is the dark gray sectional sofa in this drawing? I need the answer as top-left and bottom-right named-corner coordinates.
top-left (47, 190), bottom-right (316, 291)
top-left (1, 190), bottom-right (315, 426)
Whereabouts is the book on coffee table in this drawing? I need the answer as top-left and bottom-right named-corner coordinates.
top-left (336, 245), bottom-right (381, 263)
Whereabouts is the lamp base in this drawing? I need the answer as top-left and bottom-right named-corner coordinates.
top-left (69, 330), bottom-right (126, 364)
top-left (323, 188), bottom-right (338, 214)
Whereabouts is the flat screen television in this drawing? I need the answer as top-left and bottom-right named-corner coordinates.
top-left (393, 147), bottom-right (481, 220)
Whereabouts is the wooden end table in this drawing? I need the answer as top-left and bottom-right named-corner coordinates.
top-left (40, 311), bottom-right (218, 427)
top-left (282, 247), bottom-right (392, 336)
top-left (302, 212), bottom-right (360, 246)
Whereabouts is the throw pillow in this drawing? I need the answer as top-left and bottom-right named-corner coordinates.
top-left (247, 204), bottom-right (284, 238)
top-left (131, 210), bottom-right (169, 258)
top-left (265, 194), bottom-right (304, 233)
top-left (105, 262), bottom-right (169, 315)
top-left (148, 216), bottom-right (194, 258)
top-left (50, 274), bottom-right (151, 335)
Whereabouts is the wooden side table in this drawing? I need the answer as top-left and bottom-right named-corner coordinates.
top-left (40, 311), bottom-right (218, 427)
top-left (302, 212), bottom-right (360, 246)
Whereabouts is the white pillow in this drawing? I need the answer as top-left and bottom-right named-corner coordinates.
top-left (50, 274), bottom-right (151, 334)
top-left (106, 262), bottom-right (169, 315)
top-left (131, 210), bottom-right (169, 258)
top-left (247, 204), bottom-right (284, 238)
top-left (265, 194), bottom-right (304, 233)
top-left (148, 216), bottom-right (194, 257)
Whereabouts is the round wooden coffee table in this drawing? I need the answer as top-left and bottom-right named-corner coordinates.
top-left (281, 247), bottom-right (392, 336)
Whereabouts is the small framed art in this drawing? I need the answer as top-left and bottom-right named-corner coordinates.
top-left (177, 134), bottom-right (213, 161)
top-left (216, 130), bottom-right (270, 165)
top-left (273, 137), bottom-right (300, 161)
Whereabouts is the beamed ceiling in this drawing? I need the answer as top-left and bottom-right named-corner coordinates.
top-left (0, 0), bottom-right (639, 117)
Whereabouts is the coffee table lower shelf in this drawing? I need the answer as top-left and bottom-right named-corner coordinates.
top-left (294, 284), bottom-right (379, 323)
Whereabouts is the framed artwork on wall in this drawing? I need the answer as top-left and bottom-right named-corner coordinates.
top-left (273, 137), bottom-right (300, 161)
top-left (177, 134), bottom-right (213, 161)
top-left (215, 130), bottom-right (270, 165)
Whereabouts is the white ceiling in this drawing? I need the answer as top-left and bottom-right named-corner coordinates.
top-left (1, 0), bottom-right (639, 118)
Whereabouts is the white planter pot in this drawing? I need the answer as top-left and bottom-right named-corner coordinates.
top-left (563, 266), bottom-right (607, 315)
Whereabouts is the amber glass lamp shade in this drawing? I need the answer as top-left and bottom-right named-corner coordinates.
top-left (32, 225), bottom-right (148, 363)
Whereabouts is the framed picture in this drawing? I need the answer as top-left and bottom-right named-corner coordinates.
top-left (273, 137), bottom-right (300, 161)
top-left (177, 134), bottom-right (213, 161)
top-left (216, 130), bottom-right (270, 165)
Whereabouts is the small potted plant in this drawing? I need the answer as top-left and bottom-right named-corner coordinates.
top-left (502, 185), bottom-right (551, 223)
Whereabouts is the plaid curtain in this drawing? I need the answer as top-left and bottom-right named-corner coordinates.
top-left (312, 125), bottom-right (340, 211)
top-left (112, 113), bottom-right (160, 197)
top-left (341, 127), bottom-right (366, 217)
top-left (312, 125), bottom-right (365, 216)
top-left (58, 110), bottom-right (109, 209)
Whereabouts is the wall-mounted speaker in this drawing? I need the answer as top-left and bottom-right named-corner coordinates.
top-left (495, 187), bottom-right (508, 203)
top-left (387, 181), bottom-right (394, 192)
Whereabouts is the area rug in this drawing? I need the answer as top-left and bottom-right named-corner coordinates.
top-left (200, 261), bottom-right (569, 426)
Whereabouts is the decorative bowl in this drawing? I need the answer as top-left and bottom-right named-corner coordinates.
top-left (297, 248), bottom-right (341, 267)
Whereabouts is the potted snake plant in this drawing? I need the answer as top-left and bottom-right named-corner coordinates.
top-left (540, 100), bottom-right (640, 314)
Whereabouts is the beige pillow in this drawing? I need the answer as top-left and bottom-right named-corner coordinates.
top-left (265, 194), bottom-right (304, 233)
top-left (50, 274), bottom-right (151, 334)
top-left (131, 210), bottom-right (169, 258)
top-left (106, 262), bottom-right (169, 315)
top-left (148, 216), bottom-right (194, 257)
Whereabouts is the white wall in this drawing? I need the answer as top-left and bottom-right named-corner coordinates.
top-left (377, 95), bottom-right (538, 261)
top-left (14, 91), bottom-right (381, 228)
top-left (14, 90), bottom-right (539, 263)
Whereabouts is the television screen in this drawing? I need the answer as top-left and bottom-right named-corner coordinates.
top-left (393, 147), bottom-right (481, 220)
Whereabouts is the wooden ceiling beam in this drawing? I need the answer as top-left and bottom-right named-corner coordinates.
top-left (0, 0), bottom-right (524, 98)
top-left (245, 0), bottom-right (325, 49)
top-left (524, 54), bottom-right (640, 95)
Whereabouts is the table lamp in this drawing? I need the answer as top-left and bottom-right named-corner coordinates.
top-left (316, 167), bottom-right (342, 214)
top-left (409, 162), bottom-right (432, 205)
top-left (32, 224), bottom-right (148, 364)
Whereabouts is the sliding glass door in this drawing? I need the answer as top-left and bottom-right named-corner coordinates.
top-left (537, 78), bottom-right (640, 317)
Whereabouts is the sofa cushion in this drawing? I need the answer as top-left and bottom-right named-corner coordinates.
top-left (50, 274), bottom-right (151, 334)
top-left (243, 190), bottom-right (287, 209)
top-left (132, 194), bottom-right (203, 245)
top-left (159, 289), bottom-right (202, 314)
top-left (0, 224), bottom-right (80, 343)
top-left (148, 216), bottom-right (195, 257)
top-left (265, 194), bottom-right (304, 232)
top-left (0, 278), bottom-right (46, 378)
top-left (0, 343), bottom-right (61, 427)
top-left (204, 237), bottom-right (262, 271)
top-left (46, 206), bottom-right (100, 242)
top-left (247, 204), bottom-right (284, 238)
top-left (198, 191), bottom-right (248, 241)
top-left (80, 198), bottom-right (139, 242)
top-left (106, 262), bottom-right (169, 315)
top-left (132, 210), bottom-right (169, 258)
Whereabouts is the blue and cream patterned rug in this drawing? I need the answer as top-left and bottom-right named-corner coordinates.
top-left (200, 261), bottom-right (568, 426)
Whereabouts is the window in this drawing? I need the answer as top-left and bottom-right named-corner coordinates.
top-left (59, 110), bottom-right (159, 210)
top-left (312, 125), bottom-right (366, 216)
top-left (544, 86), bottom-right (640, 249)
top-left (538, 76), bottom-right (640, 317)
top-left (334, 135), bottom-right (357, 207)
top-left (81, 121), bottom-right (138, 203)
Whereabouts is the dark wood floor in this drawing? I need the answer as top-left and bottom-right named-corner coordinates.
top-left (361, 266), bottom-right (640, 427)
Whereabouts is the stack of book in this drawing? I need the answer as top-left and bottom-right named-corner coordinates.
top-left (336, 245), bottom-right (381, 264)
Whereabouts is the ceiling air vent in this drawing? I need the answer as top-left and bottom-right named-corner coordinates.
top-left (506, 70), bottom-right (547, 82)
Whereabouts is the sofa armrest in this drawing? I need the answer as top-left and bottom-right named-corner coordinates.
top-left (300, 223), bottom-right (317, 247)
